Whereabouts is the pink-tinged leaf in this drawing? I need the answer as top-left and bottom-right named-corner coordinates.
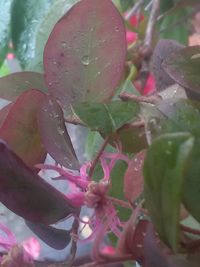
top-left (37, 97), bottom-right (79, 169)
top-left (0, 72), bottom-right (47, 101)
top-left (0, 103), bottom-right (12, 127)
top-left (0, 141), bottom-right (77, 224)
top-left (124, 151), bottom-right (146, 202)
top-left (44, 0), bottom-right (126, 112)
top-left (0, 90), bottom-right (47, 168)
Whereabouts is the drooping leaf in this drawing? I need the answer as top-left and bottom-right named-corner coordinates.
top-left (74, 101), bottom-right (139, 135)
top-left (162, 45), bottom-right (200, 99)
top-left (26, 220), bottom-right (71, 249)
top-left (29, 0), bottom-right (79, 72)
top-left (144, 133), bottom-right (194, 251)
top-left (44, 0), bottom-right (126, 112)
top-left (0, 72), bottom-right (47, 101)
top-left (37, 96), bottom-right (79, 170)
top-left (124, 151), bottom-right (146, 203)
top-left (0, 90), bottom-right (47, 168)
top-left (0, 0), bottom-right (13, 68)
top-left (0, 141), bottom-right (77, 224)
top-left (11, 0), bottom-right (55, 68)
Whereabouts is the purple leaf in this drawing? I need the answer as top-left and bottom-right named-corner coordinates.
top-left (0, 103), bottom-right (12, 127)
top-left (0, 90), bottom-right (47, 168)
top-left (0, 141), bottom-right (77, 224)
top-left (0, 72), bottom-right (47, 101)
top-left (25, 220), bottom-right (71, 250)
top-left (37, 96), bottom-right (79, 169)
top-left (44, 0), bottom-right (126, 112)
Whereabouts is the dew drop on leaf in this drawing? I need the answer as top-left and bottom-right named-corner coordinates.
top-left (81, 55), bottom-right (90, 66)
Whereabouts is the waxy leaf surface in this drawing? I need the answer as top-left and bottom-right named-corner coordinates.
top-left (144, 133), bottom-right (194, 251)
top-left (44, 0), bottom-right (126, 112)
top-left (37, 97), bottom-right (79, 169)
top-left (0, 141), bottom-right (76, 224)
top-left (0, 0), bottom-right (13, 67)
top-left (0, 72), bottom-right (47, 101)
top-left (0, 90), bottom-right (47, 168)
top-left (74, 101), bottom-right (139, 134)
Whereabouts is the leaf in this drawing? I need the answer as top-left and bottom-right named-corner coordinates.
top-left (162, 46), bottom-right (200, 99)
top-left (152, 39), bottom-right (185, 92)
top-left (37, 96), bottom-right (79, 170)
top-left (0, 90), bottom-right (47, 168)
top-left (144, 133), bottom-right (194, 251)
top-left (44, 0), bottom-right (126, 112)
top-left (26, 220), bottom-right (71, 249)
top-left (0, 0), bottom-right (13, 68)
top-left (11, 0), bottom-right (55, 68)
top-left (124, 151), bottom-right (146, 203)
top-left (0, 141), bottom-right (77, 224)
top-left (0, 103), bottom-right (12, 127)
top-left (0, 72), bottom-right (47, 101)
top-left (29, 0), bottom-right (79, 72)
top-left (74, 101), bottom-right (139, 135)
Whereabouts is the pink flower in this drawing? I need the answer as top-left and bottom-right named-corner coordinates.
top-left (0, 223), bottom-right (40, 266)
top-left (134, 74), bottom-right (156, 95)
top-left (126, 13), bottom-right (144, 45)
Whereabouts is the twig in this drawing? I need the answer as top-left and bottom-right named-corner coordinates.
top-left (88, 135), bottom-right (111, 179)
top-left (125, 0), bottom-right (144, 21)
top-left (65, 116), bottom-right (86, 126)
top-left (119, 92), bottom-right (160, 104)
top-left (143, 0), bottom-right (160, 53)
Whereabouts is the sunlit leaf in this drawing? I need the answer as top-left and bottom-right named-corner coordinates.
top-left (74, 101), bottom-right (139, 135)
top-left (0, 0), bottom-right (13, 68)
top-left (144, 133), bottom-right (194, 251)
top-left (44, 0), bottom-right (126, 112)
top-left (0, 90), bottom-right (47, 168)
top-left (26, 220), bottom-right (71, 249)
top-left (0, 141), bottom-right (77, 224)
top-left (0, 72), bottom-right (47, 101)
top-left (37, 96), bottom-right (79, 170)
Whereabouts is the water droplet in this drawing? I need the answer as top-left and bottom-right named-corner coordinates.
top-left (61, 41), bottom-right (67, 48)
top-left (81, 55), bottom-right (90, 66)
top-left (115, 26), bottom-right (119, 32)
top-left (58, 127), bottom-right (65, 135)
top-left (97, 71), bottom-right (101, 75)
top-left (53, 61), bottom-right (57, 65)
top-left (49, 99), bottom-right (53, 106)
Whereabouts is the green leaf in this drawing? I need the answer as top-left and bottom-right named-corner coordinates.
top-left (0, 0), bottom-right (13, 68)
top-left (74, 101), bottom-right (139, 134)
top-left (162, 46), bottom-right (200, 99)
top-left (144, 133), bottom-right (194, 251)
top-left (0, 72), bottom-right (47, 101)
top-left (182, 139), bottom-right (200, 223)
top-left (11, 0), bottom-right (55, 68)
top-left (159, 9), bottom-right (188, 44)
top-left (28, 0), bottom-right (79, 72)
top-left (44, 0), bottom-right (127, 113)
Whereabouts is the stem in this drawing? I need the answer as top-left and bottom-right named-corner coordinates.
top-left (107, 196), bottom-right (132, 209)
top-left (65, 115), bottom-right (86, 126)
top-left (119, 92), bottom-right (160, 104)
top-left (88, 135), bottom-right (111, 180)
top-left (125, 0), bottom-right (144, 21)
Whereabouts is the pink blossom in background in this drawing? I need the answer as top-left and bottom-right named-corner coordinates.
top-left (6, 53), bottom-right (15, 60)
top-left (134, 74), bottom-right (156, 95)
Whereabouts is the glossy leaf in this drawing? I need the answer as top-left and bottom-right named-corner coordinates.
top-left (44, 0), bottom-right (126, 112)
top-left (124, 151), bottom-right (146, 203)
top-left (11, 0), bottom-right (54, 68)
top-left (0, 141), bottom-right (77, 224)
top-left (29, 0), bottom-right (79, 72)
top-left (0, 72), bottom-right (47, 101)
top-left (144, 133), bottom-right (194, 251)
top-left (26, 220), bottom-right (71, 249)
top-left (0, 0), bottom-right (13, 67)
top-left (37, 96), bottom-right (79, 170)
top-left (0, 103), bottom-right (12, 127)
top-left (162, 46), bottom-right (200, 98)
top-left (0, 90), bottom-right (47, 168)
top-left (74, 101), bottom-right (139, 134)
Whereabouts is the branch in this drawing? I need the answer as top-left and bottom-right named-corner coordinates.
top-left (119, 92), bottom-right (160, 104)
top-left (125, 0), bottom-right (144, 21)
